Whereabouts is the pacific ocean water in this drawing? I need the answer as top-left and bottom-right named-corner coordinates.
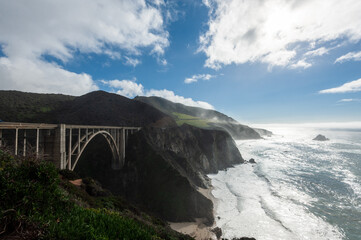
top-left (209, 125), bottom-right (361, 240)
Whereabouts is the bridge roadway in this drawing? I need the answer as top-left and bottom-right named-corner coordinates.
top-left (0, 122), bottom-right (141, 170)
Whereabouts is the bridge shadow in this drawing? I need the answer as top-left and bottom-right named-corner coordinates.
top-left (74, 134), bottom-right (125, 194)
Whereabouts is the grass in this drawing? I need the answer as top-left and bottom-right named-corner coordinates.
top-left (172, 112), bottom-right (210, 128)
top-left (0, 149), bottom-right (193, 240)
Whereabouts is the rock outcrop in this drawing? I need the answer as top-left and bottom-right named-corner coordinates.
top-left (313, 134), bottom-right (329, 141)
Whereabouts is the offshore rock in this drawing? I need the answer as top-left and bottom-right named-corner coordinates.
top-left (313, 134), bottom-right (329, 141)
top-left (249, 158), bottom-right (256, 164)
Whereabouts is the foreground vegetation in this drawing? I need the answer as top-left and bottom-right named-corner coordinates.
top-left (0, 149), bottom-right (192, 240)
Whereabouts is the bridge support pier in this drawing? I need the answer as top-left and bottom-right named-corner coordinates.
top-left (53, 124), bottom-right (66, 169)
top-left (36, 128), bottom-right (39, 158)
top-left (23, 130), bottom-right (26, 157)
top-left (15, 128), bottom-right (18, 156)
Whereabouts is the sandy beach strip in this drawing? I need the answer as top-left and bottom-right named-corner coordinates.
top-left (169, 187), bottom-right (218, 240)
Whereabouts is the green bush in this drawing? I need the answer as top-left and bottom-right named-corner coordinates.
top-left (49, 207), bottom-right (162, 240)
top-left (0, 151), bottom-right (173, 239)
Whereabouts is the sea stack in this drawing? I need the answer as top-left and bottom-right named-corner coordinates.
top-left (313, 134), bottom-right (329, 141)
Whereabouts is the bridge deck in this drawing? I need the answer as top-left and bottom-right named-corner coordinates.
top-left (0, 122), bottom-right (140, 130)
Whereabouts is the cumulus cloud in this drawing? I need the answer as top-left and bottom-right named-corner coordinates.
top-left (200, 0), bottom-right (361, 69)
top-left (319, 78), bottom-right (361, 94)
top-left (101, 79), bottom-right (144, 98)
top-left (184, 74), bottom-right (216, 84)
top-left (0, 0), bottom-right (168, 95)
top-left (335, 51), bottom-right (361, 63)
top-left (145, 89), bottom-right (214, 109)
top-left (0, 57), bottom-right (98, 94)
top-left (101, 79), bottom-right (214, 109)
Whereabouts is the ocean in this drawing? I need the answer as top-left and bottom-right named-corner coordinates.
top-left (209, 125), bottom-right (361, 240)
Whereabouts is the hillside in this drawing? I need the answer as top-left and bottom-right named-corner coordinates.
top-left (0, 91), bottom-right (175, 127)
top-left (0, 90), bottom-right (74, 123)
top-left (54, 91), bottom-right (175, 127)
top-left (135, 96), bottom-right (267, 139)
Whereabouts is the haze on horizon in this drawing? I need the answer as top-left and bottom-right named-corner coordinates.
top-left (0, 0), bottom-right (361, 124)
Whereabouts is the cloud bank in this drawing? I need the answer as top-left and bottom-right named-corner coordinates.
top-left (200, 0), bottom-right (361, 69)
top-left (102, 79), bottom-right (214, 109)
top-left (320, 78), bottom-right (361, 94)
top-left (0, 0), bottom-right (168, 95)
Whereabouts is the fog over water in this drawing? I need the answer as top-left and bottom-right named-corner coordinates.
top-left (209, 124), bottom-right (361, 240)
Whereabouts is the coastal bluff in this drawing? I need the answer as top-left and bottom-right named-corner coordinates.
top-left (76, 124), bottom-right (244, 224)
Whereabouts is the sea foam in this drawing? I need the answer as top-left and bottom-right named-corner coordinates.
top-left (210, 126), bottom-right (361, 239)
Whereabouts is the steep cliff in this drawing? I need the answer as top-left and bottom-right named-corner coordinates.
top-left (75, 124), bottom-right (244, 225)
top-left (143, 124), bottom-right (244, 183)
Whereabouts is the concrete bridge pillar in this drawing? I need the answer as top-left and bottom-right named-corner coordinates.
top-left (53, 124), bottom-right (66, 169)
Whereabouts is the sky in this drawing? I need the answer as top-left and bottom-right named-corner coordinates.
top-left (1, 0), bottom-right (361, 124)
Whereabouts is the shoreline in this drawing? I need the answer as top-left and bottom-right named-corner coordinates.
top-left (169, 186), bottom-right (218, 240)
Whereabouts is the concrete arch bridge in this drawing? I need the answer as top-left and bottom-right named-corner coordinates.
top-left (0, 122), bottom-right (141, 170)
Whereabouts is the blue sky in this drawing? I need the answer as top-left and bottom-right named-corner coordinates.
top-left (1, 0), bottom-right (361, 123)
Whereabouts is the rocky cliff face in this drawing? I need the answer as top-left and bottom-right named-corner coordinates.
top-left (75, 124), bottom-right (244, 225)
top-left (143, 124), bottom-right (244, 185)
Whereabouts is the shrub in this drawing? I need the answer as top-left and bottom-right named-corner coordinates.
top-left (59, 169), bottom-right (80, 180)
top-left (0, 151), bottom-right (182, 240)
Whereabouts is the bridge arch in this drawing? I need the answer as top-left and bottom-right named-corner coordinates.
top-left (0, 123), bottom-right (141, 170)
top-left (70, 130), bottom-right (122, 171)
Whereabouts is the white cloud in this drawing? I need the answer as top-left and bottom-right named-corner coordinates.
top-left (0, 57), bottom-right (98, 95)
top-left (124, 57), bottom-right (141, 67)
top-left (320, 78), bottom-right (361, 94)
top-left (101, 79), bottom-right (214, 109)
top-left (102, 79), bottom-right (144, 98)
top-left (184, 74), bottom-right (216, 84)
top-left (338, 98), bottom-right (361, 103)
top-left (289, 59), bottom-right (312, 69)
top-left (335, 51), bottom-right (361, 63)
top-left (145, 89), bottom-right (214, 109)
top-left (304, 47), bottom-right (329, 57)
top-left (0, 0), bottom-right (168, 95)
top-left (200, 0), bottom-right (361, 69)
top-left (157, 58), bottom-right (168, 66)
